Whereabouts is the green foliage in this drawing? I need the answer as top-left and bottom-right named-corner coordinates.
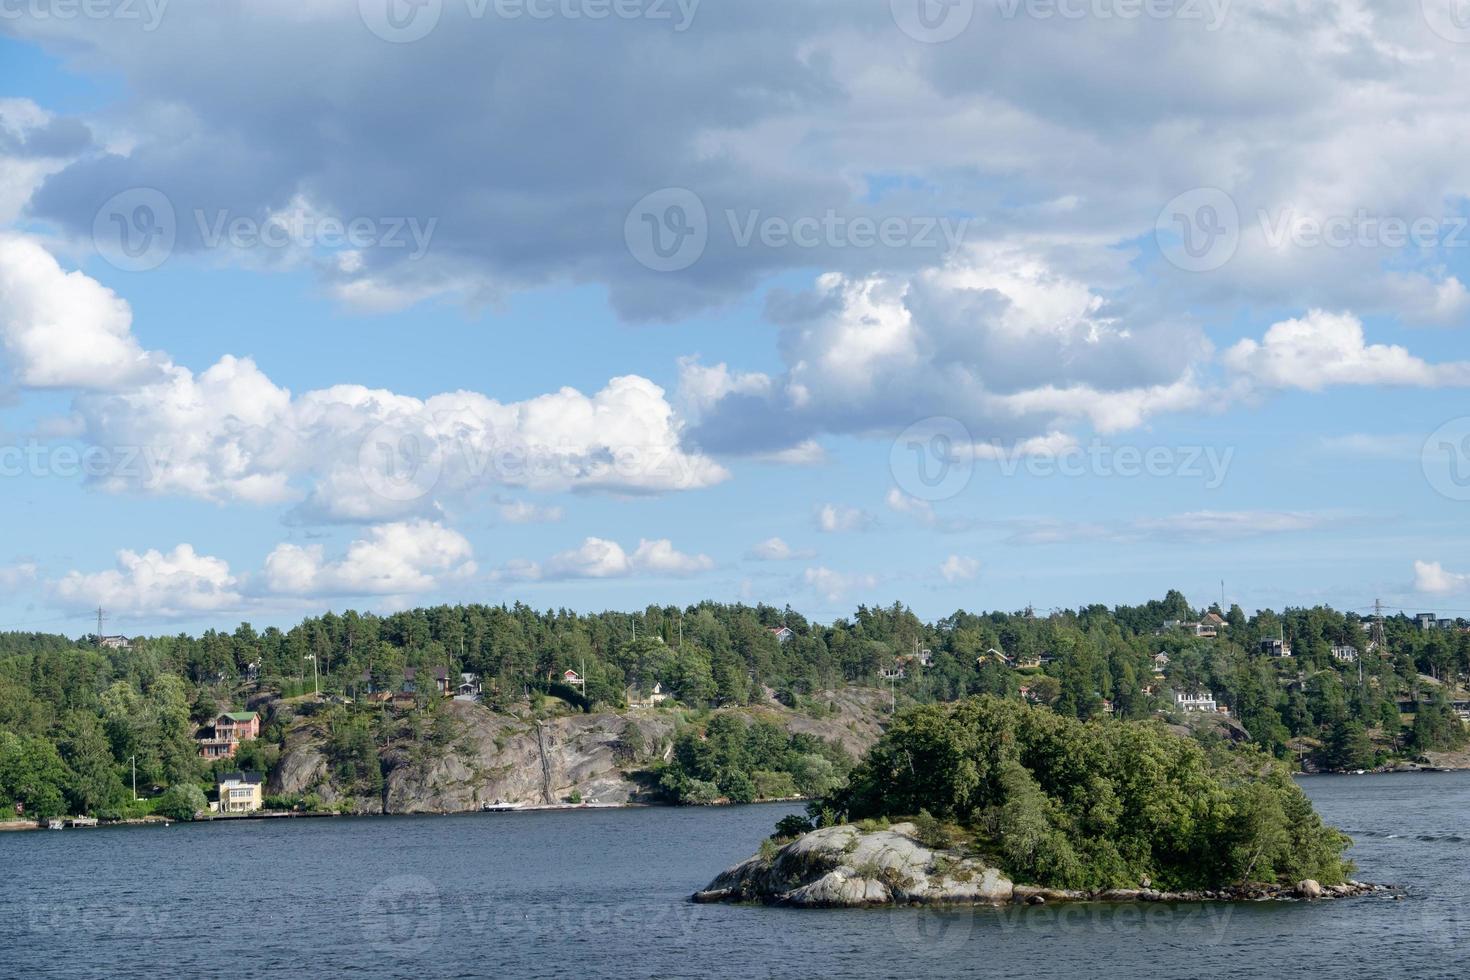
top-left (154, 783), bottom-right (208, 821)
top-left (657, 713), bottom-right (851, 805)
top-left (0, 731), bottom-right (70, 819)
top-left (772, 813), bottom-right (815, 840)
top-left (830, 696), bottom-right (1353, 891)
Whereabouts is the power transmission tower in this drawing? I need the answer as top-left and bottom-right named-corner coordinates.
top-left (95, 606), bottom-right (107, 646)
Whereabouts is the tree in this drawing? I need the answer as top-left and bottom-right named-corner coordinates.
top-left (57, 711), bottom-right (125, 815)
top-left (1320, 720), bottom-right (1375, 772)
top-left (154, 783), bottom-right (207, 821)
top-left (0, 731), bottom-right (70, 819)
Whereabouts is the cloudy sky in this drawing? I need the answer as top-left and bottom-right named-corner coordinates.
top-left (2, 0), bottom-right (1470, 634)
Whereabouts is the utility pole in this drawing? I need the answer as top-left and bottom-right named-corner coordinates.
top-left (129, 755), bottom-right (138, 801)
top-left (95, 606), bottom-right (107, 646)
top-left (305, 654), bottom-right (318, 696)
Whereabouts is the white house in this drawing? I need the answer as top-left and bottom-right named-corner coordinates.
top-left (1174, 690), bottom-right (1218, 713)
top-left (769, 626), bottom-right (795, 644)
top-left (1330, 645), bottom-right (1359, 664)
top-left (99, 635), bottom-right (132, 650)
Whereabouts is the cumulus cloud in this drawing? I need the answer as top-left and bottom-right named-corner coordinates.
top-left (0, 235), bottom-right (161, 389)
top-left (1224, 311), bottom-right (1470, 391)
top-left (940, 555), bottom-right (981, 584)
top-left (497, 499), bottom-right (565, 524)
top-left (1414, 560), bottom-right (1470, 595)
top-left (804, 566), bottom-right (879, 603)
top-left (1000, 510), bottom-right (1345, 546)
top-left (263, 520), bottom-right (476, 597)
top-left (506, 537), bottom-right (714, 581)
top-left (52, 544), bottom-right (241, 616)
top-left (746, 536), bottom-right (814, 561)
top-left (2, 237), bottom-right (725, 521)
top-left (815, 503), bottom-right (875, 533)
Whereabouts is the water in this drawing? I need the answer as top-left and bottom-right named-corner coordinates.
top-left (2, 773), bottom-right (1467, 979)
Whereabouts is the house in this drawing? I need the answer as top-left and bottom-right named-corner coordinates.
top-left (1014, 653), bottom-right (1042, 669)
top-left (628, 681), bottom-right (672, 708)
top-left (1174, 690), bottom-right (1218, 713)
top-left (769, 626), bottom-right (795, 644)
top-left (99, 635), bottom-right (132, 650)
top-left (455, 672), bottom-right (482, 701)
top-left (404, 666), bottom-right (451, 696)
top-left (1201, 612), bottom-right (1227, 629)
top-left (217, 772), bottom-right (264, 814)
top-left (1260, 638), bottom-right (1293, 658)
top-left (1417, 613), bottom-right (1438, 631)
top-left (978, 648), bottom-right (1012, 668)
top-left (1331, 645), bottom-right (1359, 664)
top-left (1189, 622), bottom-right (1218, 639)
top-left (1018, 685), bottom-right (1045, 705)
top-left (196, 711), bottom-right (259, 759)
top-left (1099, 698), bottom-right (1115, 715)
top-left (562, 669), bottom-right (585, 688)
top-left (1152, 652), bottom-right (1171, 671)
top-left (879, 664), bottom-right (907, 681)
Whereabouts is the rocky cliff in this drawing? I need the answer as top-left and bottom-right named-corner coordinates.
top-left (268, 690), bottom-right (887, 815)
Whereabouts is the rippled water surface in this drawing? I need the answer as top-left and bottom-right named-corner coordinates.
top-left (3, 773), bottom-right (1467, 978)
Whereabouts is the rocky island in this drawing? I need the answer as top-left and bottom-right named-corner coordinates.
top-left (695, 696), bottom-right (1387, 907)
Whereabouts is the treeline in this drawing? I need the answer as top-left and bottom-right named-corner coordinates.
top-left (1, 592), bottom-right (1467, 817)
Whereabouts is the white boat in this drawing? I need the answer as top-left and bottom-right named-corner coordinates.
top-left (481, 800), bottom-right (525, 812)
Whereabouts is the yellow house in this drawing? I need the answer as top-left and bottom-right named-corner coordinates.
top-left (218, 772), bottom-right (264, 813)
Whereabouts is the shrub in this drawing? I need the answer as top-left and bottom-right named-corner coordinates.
top-left (154, 783), bottom-right (208, 821)
top-left (772, 814), bottom-right (815, 840)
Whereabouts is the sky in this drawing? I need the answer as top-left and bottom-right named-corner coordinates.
top-left (2, 0), bottom-right (1470, 637)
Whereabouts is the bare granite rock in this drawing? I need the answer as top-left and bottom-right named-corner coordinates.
top-left (693, 823), bottom-right (1014, 908)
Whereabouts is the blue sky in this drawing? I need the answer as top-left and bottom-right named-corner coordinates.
top-left (2, 3), bottom-right (1470, 636)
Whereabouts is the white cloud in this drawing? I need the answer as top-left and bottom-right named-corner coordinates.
top-left (816, 503), bottom-right (874, 533)
top-left (1223, 311), bottom-right (1470, 391)
top-left (497, 499), bottom-right (564, 524)
top-left (508, 536), bottom-right (714, 581)
top-left (804, 566), bottom-right (879, 603)
top-left (1414, 560), bottom-right (1470, 596)
top-left (747, 536), bottom-right (814, 561)
top-left (0, 238), bottom-right (726, 520)
top-left (0, 234), bottom-right (161, 389)
top-left (264, 520), bottom-right (475, 597)
top-left (53, 544), bottom-right (240, 616)
top-left (0, 562), bottom-right (38, 589)
top-left (940, 555), bottom-right (981, 584)
top-left (1002, 510), bottom-right (1344, 545)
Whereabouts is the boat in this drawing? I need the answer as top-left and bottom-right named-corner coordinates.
top-left (481, 800), bottom-right (525, 812)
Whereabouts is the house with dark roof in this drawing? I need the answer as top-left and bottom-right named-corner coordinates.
top-left (217, 772), bottom-right (263, 813)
